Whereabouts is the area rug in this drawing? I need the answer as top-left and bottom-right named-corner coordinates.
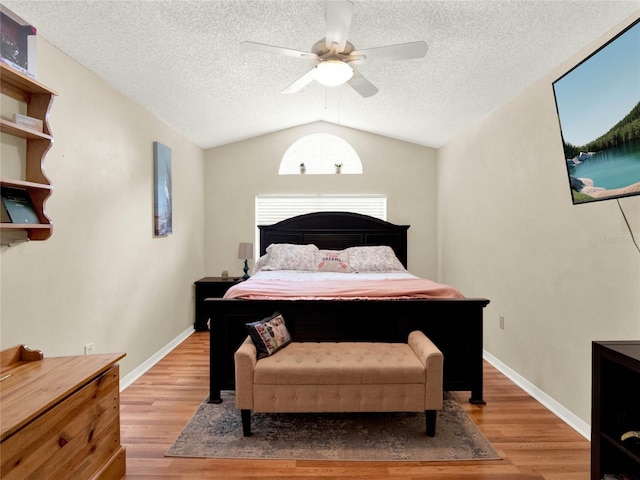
top-left (166, 392), bottom-right (500, 462)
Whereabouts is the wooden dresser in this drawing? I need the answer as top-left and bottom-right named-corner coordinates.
top-left (0, 345), bottom-right (126, 479)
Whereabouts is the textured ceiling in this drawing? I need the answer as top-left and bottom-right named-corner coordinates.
top-left (3, 0), bottom-right (639, 149)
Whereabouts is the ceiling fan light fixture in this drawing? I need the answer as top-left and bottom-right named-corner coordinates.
top-left (314, 59), bottom-right (353, 87)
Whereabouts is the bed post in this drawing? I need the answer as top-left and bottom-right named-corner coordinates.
top-left (209, 325), bottom-right (223, 404)
top-left (468, 311), bottom-right (486, 405)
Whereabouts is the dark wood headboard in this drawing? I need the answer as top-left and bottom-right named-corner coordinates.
top-left (258, 212), bottom-right (410, 268)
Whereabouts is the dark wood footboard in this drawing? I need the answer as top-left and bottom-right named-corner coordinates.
top-left (207, 297), bottom-right (490, 405)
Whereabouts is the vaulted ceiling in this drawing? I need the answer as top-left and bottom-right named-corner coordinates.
top-left (4, 0), bottom-right (639, 149)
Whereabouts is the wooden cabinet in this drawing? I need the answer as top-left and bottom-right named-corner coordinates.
top-left (591, 341), bottom-right (640, 480)
top-left (0, 63), bottom-right (57, 242)
top-left (194, 277), bottom-right (243, 331)
top-left (0, 345), bottom-right (126, 480)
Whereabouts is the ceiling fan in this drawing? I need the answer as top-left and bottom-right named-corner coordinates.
top-left (241, 0), bottom-right (428, 98)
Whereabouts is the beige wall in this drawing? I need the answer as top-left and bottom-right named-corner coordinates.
top-left (203, 122), bottom-right (438, 279)
top-left (438, 12), bottom-right (640, 426)
top-left (0, 39), bottom-right (206, 377)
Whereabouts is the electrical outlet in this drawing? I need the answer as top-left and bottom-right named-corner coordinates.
top-left (499, 316), bottom-right (505, 329)
top-left (84, 342), bottom-right (94, 355)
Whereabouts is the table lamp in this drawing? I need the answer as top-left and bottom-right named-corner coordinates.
top-left (238, 242), bottom-right (253, 280)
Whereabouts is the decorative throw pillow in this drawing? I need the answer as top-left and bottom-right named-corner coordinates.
top-left (346, 245), bottom-right (406, 272)
top-left (246, 312), bottom-right (292, 359)
top-left (315, 250), bottom-right (351, 272)
top-left (261, 243), bottom-right (318, 271)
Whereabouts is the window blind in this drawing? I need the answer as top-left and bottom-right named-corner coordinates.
top-left (255, 195), bottom-right (387, 227)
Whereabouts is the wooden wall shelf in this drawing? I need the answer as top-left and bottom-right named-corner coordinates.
top-left (0, 63), bottom-right (57, 242)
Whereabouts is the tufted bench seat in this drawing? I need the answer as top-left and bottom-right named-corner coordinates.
top-left (234, 330), bottom-right (443, 437)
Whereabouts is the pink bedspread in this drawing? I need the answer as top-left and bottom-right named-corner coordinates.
top-left (224, 277), bottom-right (464, 300)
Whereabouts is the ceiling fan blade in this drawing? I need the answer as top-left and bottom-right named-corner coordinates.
top-left (325, 0), bottom-right (354, 52)
top-left (282, 68), bottom-right (317, 94)
top-left (347, 68), bottom-right (378, 98)
top-left (350, 41), bottom-right (428, 64)
top-left (241, 41), bottom-right (317, 60)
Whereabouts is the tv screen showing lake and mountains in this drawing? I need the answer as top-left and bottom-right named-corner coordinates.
top-left (553, 19), bottom-right (640, 204)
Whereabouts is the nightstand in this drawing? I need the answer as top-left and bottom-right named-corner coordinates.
top-left (194, 277), bottom-right (242, 331)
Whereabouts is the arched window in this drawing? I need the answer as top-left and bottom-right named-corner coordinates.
top-left (279, 133), bottom-right (363, 174)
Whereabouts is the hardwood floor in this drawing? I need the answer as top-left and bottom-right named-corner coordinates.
top-left (120, 332), bottom-right (591, 479)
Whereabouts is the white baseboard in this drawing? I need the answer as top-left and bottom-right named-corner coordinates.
top-left (119, 326), bottom-right (194, 391)
top-left (483, 350), bottom-right (591, 440)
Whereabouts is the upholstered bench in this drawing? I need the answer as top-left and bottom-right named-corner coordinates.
top-left (234, 330), bottom-right (444, 437)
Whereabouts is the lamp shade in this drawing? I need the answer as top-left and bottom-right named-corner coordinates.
top-left (314, 60), bottom-right (353, 87)
top-left (238, 242), bottom-right (254, 260)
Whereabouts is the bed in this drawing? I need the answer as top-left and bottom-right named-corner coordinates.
top-left (206, 212), bottom-right (490, 404)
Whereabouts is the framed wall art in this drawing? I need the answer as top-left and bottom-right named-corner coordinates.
top-left (153, 141), bottom-right (172, 236)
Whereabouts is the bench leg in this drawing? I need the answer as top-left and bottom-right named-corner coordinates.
top-left (241, 409), bottom-right (252, 437)
top-left (425, 410), bottom-right (437, 437)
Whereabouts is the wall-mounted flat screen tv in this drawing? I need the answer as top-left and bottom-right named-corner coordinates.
top-left (552, 18), bottom-right (639, 205)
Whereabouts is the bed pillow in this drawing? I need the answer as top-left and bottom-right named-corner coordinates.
top-left (246, 312), bottom-right (292, 359)
top-left (346, 245), bottom-right (406, 272)
top-left (252, 253), bottom-right (269, 274)
top-left (315, 250), bottom-right (351, 272)
top-left (261, 243), bottom-right (319, 271)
